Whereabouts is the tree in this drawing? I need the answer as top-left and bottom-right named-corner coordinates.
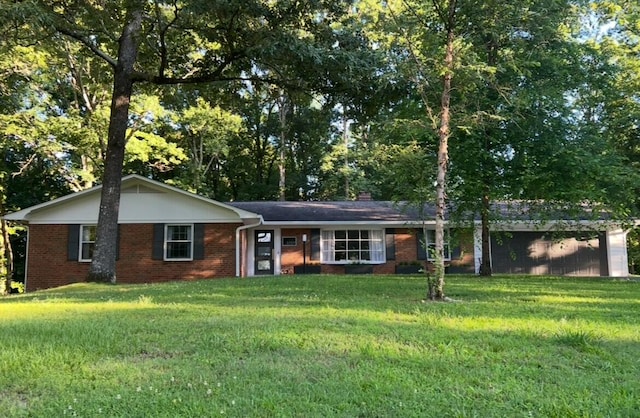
top-left (174, 97), bottom-right (243, 197)
top-left (8, 0), bottom-right (373, 283)
top-left (360, 0), bottom-right (460, 299)
top-left (358, 0), bottom-right (638, 289)
top-left (0, 33), bottom-right (75, 293)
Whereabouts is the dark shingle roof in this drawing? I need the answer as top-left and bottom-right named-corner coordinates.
top-left (228, 200), bottom-right (614, 224)
top-left (228, 201), bottom-right (437, 223)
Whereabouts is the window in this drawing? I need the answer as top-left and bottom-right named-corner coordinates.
top-left (321, 229), bottom-right (384, 263)
top-left (79, 225), bottom-right (96, 261)
top-left (165, 224), bottom-right (193, 260)
top-left (425, 229), bottom-right (451, 261)
top-left (282, 236), bottom-right (297, 246)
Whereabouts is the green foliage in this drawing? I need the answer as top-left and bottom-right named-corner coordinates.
top-left (626, 228), bottom-right (640, 274)
top-left (169, 98), bottom-right (242, 196)
top-left (1, 0), bottom-right (640, 278)
top-left (0, 279), bottom-right (24, 295)
top-left (0, 275), bottom-right (638, 416)
top-left (125, 131), bottom-right (188, 172)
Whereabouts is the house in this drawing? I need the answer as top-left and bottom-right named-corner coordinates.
top-left (4, 175), bottom-right (631, 291)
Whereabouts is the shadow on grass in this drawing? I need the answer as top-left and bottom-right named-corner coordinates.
top-left (2, 275), bottom-right (639, 417)
top-left (5, 275), bottom-right (639, 325)
top-left (1, 298), bottom-right (638, 417)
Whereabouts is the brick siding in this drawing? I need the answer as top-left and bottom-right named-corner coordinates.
top-left (280, 227), bottom-right (474, 275)
top-left (25, 224), bottom-right (475, 291)
top-left (26, 223), bottom-right (238, 291)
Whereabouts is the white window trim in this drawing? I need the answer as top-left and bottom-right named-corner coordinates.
top-left (79, 224), bottom-right (96, 262)
top-left (165, 224), bottom-right (194, 261)
top-left (321, 229), bottom-right (385, 264)
top-left (282, 236), bottom-right (297, 247)
top-left (425, 229), bottom-right (451, 261)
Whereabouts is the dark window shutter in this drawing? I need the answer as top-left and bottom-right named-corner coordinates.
top-left (599, 233), bottom-right (609, 276)
top-left (68, 224), bottom-right (80, 261)
top-left (451, 242), bottom-right (461, 260)
top-left (385, 229), bottom-right (396, 261)
top-left (152, 224), bottom-right (165, 260)
top-left (416, 229), bottom-right (427, 260)
top-left (310, 229), bottom-right (320, 261)
top-left (193, 224), bottom-right (205, 260)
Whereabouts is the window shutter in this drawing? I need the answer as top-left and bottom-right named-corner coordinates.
top-left (68, 224), bottom-right (80, 261)
top-left (152, 224), bottom-right (165, 260)
top-left (451, 243), bottom-right (461, 260)
top-left (416, 229), bottom-right (427, 260)
top-left (193, 224), bottom-right (205, 260)
top-left (310, 229), bottom-right (320, 261)
top-left (385, 228), bottom-right (396, 261)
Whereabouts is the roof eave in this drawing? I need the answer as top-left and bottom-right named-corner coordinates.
top-left (2, 174), bottom-right (262, 222)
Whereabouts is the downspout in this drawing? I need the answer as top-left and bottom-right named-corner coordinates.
top-left (23, 225), bottom-right (29, 292)
top-left (235, 217), bottom-right (263, 277)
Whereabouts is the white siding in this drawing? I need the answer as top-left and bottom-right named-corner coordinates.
top-left (607, 229), bottom-right (629, 277)
top-left (118, 189), bottom-right (242, 223)
top-left (22, 194), bottom-right (100, 224)
top-left (473, 224), bottom-right (483, 274)
top-left (13, 178), bottom-right (247, 224)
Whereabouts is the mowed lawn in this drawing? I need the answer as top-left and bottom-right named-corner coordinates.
top-left (0, 275), bottom-right (638, 417)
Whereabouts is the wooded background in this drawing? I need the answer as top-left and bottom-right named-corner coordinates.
top-left (1, 0), bottom-right (639, 291)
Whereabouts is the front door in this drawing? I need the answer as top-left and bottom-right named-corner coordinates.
top-left (255, 230), bottom-right (274, 275)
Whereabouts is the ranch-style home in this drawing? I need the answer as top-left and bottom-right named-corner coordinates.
top-left (4, 175), bottom-right (631, 291)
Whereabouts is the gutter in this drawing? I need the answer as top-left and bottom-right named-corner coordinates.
top-left (235, 217), bottom-right (263, 277)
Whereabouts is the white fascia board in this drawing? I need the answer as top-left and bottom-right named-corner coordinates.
top-left (26, 217), bottom-right (262, 226)
top-left (260, 220), bottom-right (439, 228)
top-left (117, 219), bottom-right (245, 225)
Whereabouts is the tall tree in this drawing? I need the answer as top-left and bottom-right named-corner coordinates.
top-left (174, 97), bottom-right (243, 197)
top-left (359, 0), bottom-right (636, 286)
top-left (8, 0), bottom-right (372, 283)
top-left (362, 0), bottom-right (461, 299)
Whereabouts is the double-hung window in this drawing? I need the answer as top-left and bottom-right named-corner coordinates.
top-left (425, 229), bottom-right (451, 261)
top-left (165, 224), bottom-right (193, 261)
top-left (79, 225), bottom-right (97, 261)
top-left (321, 229), bottom-right (384, 263)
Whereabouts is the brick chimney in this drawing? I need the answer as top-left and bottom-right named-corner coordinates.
top-left (357, 192), bottom-right (372, 201)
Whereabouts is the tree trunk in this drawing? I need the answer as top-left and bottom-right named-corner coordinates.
top-left (278, 95), bottom-right (287, 201)
top-left (0, 196), bottom-right (14, 295)
top-left (479, 191), bottom-right (492, 276)
top-left (87, 11), bottom-right (143, 284)
top-left (478, 35), bottom-right (497, 277)
top-left (343, 113), bottom-right (350, 199)
top-left (432, 4), bottom-right (456, 301)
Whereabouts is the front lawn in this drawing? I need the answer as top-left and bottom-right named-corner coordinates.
top-left (0, 275), bottom-right (638, 417)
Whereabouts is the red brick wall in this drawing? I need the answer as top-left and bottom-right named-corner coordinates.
top-left (26, 223), bottom-right (238, 291)
top-left (27, 224), bottom-right (88, 291)
top-left (279, 228), bottom-right (423, 274)
top-left (280, 228), bottom-right (314, 273)
top-left (280, 227), bottom-right (474, 275)
top-left (393, 228), bottom-right (419, 262)
top-left (25, 224), bottom-right (475, 291)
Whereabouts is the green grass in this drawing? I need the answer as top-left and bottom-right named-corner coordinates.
top-left (0, 275), bottom-right (638, 417)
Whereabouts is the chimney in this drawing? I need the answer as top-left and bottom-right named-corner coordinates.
top-left (357, 192), bottom-right (372, 201)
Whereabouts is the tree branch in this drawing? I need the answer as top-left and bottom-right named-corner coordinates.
top-left (154, 0), bottom-right (181, 79)
top-left (56, 26), bottom-right (118, 68)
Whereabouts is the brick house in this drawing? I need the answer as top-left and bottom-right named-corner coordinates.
top-left (4, 175), bottom-right (631, 291)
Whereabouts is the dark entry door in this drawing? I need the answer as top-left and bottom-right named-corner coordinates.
top-left (255, 230), bottom-right (274, 275)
